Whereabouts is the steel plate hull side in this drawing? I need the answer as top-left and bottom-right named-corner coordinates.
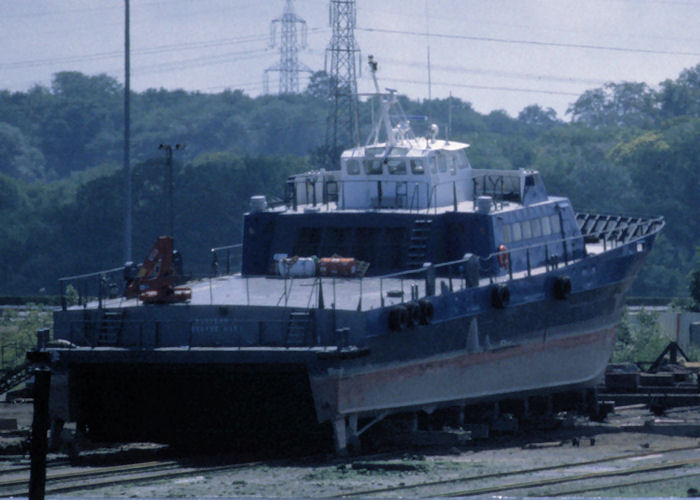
top-left (310, 325), bottom-right (616, 422)
top-left (309, 244), bottom-right (651, 423)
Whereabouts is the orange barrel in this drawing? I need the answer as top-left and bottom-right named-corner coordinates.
top-left (318, 257), bottom-right (359, 277)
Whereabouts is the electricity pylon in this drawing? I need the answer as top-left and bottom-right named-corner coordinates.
top-left (264, 0), bottom-right (312, 94)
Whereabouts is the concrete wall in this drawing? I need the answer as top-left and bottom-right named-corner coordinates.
top-left (656, 311), bottom-right (700, 349)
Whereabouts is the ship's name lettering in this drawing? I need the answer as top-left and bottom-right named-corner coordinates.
top-left (192, 318), bottom-right (239, 335)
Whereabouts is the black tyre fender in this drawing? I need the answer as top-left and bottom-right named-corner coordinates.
top-left (491, 283), bottom-right (510, 309)
top-left (418, 299), bottom-right (434, 324)
top-left (553, 275), bottom-right (572, 300)
top-left (405, 302), bottom-right (421, 327)
top-left (388, 305), bottom-right (408, 331)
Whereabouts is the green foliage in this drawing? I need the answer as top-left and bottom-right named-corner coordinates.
top-left (0, 305), bottom-right (52, 369)
top-left (612, 309), bottom-right (670, 363)
top-left (690, 248), bottom-right (700, 312)
top-left (0, 65), bottom-right (699, 300)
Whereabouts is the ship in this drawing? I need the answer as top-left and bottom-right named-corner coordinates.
top-left (46, 59), bottom-right (664, 453)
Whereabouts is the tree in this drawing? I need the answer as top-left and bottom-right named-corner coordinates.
top-left (517, 105), bottom-right (559, 130)
top-left (690, 248), bottom-right (700, 311)
top-left (658, 64), bottom-right (700, 119)
top-left (568, 82), bottom-right (658, 129)
top-left (0, 122), bottom-right (46, 181)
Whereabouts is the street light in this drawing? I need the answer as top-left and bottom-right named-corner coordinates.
top-left (158, 143), bottom-right (185, 238)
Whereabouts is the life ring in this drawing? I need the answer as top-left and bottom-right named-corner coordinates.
top-left (491, 283), bottom-right (510, 309)
top-left (388, 305), bottom-right (408, 331)
top-left (498, 244), bottom-right (510, 269)
top-left (553, 275), bottom-right (572, 300)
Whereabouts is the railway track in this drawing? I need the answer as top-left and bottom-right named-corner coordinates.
top-left (336, 444), bottom-right (700, 497)
top-left (0, 457), bottom-right (267, 497)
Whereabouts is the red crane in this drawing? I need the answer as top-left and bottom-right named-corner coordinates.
top-left (124, 236), bottom-right (191, 304)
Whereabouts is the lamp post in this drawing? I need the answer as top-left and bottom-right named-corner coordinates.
top-left (158, 144), bottom-right (185, 238)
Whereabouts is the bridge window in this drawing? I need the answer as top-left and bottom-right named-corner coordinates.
top-left (438, 153), bottom-right (448, 173)
top-left (511, 222), bottom-right (522, 241)
top-left (346, 160), bottom-right (360, 175)
top-left (456, 150), bottom-right (469, 169)
top-left (387, 158), bottom-right (406, 175)
top-left (502, 224), bottom-right (512, 243)
top-left (364, 159), bottom-right (383, 175)
top-left (531, 218), bottom-right (542, 238)
top-left (541, 216), bottom-right (552, 235)
top-left (448, 153), bottom-right (457, 175)
top-left (521, 220), bottom-right (532, 239)
top-left (550, 214), bottom-right (562, 234)
top-left (410, 159), bottom-right (425, 175)
top-left (428, 156), bottom-right (437, 174)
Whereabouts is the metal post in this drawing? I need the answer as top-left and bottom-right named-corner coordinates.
top-left (508, 252), bottom-right (513, 281)
top-left (452, 181), bottom-right (457, 211)
top-left (29, 367), bottom-right (51, 500)
top-left (526, 247), bottom-right (531, 277)
top-left (158, 143), bottom-right (184, 238)
top-left (123, 0), bottom-right (132, 264)
top-left (60, 280), bottom-right (66, 311)
top-left (424, 262), bottom-right (435, 296)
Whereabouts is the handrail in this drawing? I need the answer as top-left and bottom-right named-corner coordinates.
top-left (58, 266), bottom-right (124, 283)
top-left (294, 177), bottom-right (471, 212)
top-left (57, 214), bottom-right (663, 314)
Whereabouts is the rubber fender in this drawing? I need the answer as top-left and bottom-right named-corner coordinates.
top-left (418, 299), bottom-right (434, 325)
top-left (405, 302), bottom-right (421, 327)
top-left (491, 283), bottom-right (510, 309)
top-left (388, 305), bottom-right (409, 331)
top-left (554, 275), bottom-right (572, 300)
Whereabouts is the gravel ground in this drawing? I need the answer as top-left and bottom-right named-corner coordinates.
top-left (4, 403), bottom-right (700, 497)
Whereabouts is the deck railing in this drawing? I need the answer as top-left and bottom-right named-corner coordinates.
top-left (57, 213), bottom-right (664, 313)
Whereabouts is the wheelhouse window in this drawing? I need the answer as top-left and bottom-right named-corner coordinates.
top-left (387, 158), bottom-right (406, 175)
top-left (429, 156), bottom-right (438, 174)
top-left (502, 224), bottom-right (512, 243)
top-left (437, 153), bottom-right (447, 173)
top-left (521, 220), bottom-right (532, 240)
top-left (541, 216), bottom-right (552, 235)
top-left (346, 159), bottom-right (360, 175)
top-left (511, 222), bottom-right (522, 241)
top-left (456, 149), bottom-right (469, 169)
top-left (410, 159), bottom-right (425, 175)
top-left (364, 159), bottom-right (383, 175)
top-left (550, 214), bottom-right (562, 234)
top-left (531, 218), bottom-right (542, 238)
top-left (448, 153), bottom-right (458, 175)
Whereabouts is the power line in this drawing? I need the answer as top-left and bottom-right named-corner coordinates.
top-left (357, 27), bottom-right (700, 57)
top-left (379, 58), bottom-right (608, 86)
top-left (382, 77), bottom-right (582, 97)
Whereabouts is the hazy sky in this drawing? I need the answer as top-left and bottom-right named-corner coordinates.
top-left (1, 0), bottom-right (698, 118)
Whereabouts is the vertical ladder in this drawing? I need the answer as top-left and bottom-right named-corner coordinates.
top-left (96, 310), bottom-right (125, 346)
top-left (286, 311), bottom-right (312, 347)
top-left (406, 219), bottom-right (432, 268)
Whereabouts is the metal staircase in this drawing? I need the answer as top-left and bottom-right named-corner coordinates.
top-left (0, 361), bottom-right (33, 395)
top-left (286, 311), bottom-right (312, 347)
top-left (96, 310), bottom-right (125, 346)
top-left (576, 213), bottom-right (665, 244)
top-left (407, 219), bottom-right (432, 268)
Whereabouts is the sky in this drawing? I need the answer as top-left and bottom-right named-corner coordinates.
top-left (1, 0), bottom-right (699, 118)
